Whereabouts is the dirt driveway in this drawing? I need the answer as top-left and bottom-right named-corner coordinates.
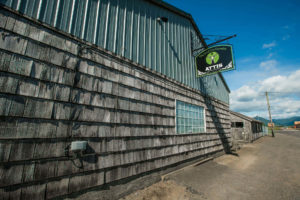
top-left (120, 131), bottom-right (300, 200)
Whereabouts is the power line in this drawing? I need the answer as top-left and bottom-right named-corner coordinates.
top-left (258, 91), bottom-right (300, 96)
top-left (267, 91), bottom-right (299, 93)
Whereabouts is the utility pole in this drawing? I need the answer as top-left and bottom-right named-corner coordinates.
top-left (265, 92), bottom-right (275, 137)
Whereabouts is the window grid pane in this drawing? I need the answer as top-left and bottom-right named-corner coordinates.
top-left (176, 100), bottom-right (205, 134)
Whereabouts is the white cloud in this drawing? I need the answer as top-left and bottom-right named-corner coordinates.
top-left (262, 41), bottom-right (276, 49)
top-left (259, 60), bottom-right (279, 75)
top-left (282, 34), bottom-right (290, 41)
top-left (230, 69), bottom-right (300, 119)
top-left (259, 60), bottom-right (277, 70)
top-left (233, 85), bottom-right (258, 102)
top-left (259, 70), bottom-right (300, 93)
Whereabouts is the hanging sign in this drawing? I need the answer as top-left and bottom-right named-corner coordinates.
top-left (195, 44), bottom-right (235, 77)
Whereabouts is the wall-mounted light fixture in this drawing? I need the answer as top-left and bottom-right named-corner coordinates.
top-left (65, 141), bottom-right (87, 158)
top-left (157, 17), bottom-right (168, 22)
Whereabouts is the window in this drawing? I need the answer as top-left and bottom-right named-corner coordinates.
top-left (232, 122), bottom-right (244, 128)
top-left (176, 100), bottom-right (205, 134)
top-left (236, 122), bottom-right (244, 128)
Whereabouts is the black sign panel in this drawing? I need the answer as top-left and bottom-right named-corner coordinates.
top-left (195, 45), bottom-right (235, 77)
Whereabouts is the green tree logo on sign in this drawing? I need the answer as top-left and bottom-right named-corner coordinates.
top-left (206, 52), bottom-right (219, 65)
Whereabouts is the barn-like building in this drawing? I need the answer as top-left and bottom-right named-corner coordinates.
top-left (0, 0), bottom-right (231, 199)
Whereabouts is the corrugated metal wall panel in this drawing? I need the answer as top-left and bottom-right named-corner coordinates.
top-left (131, 0), bottom-right (139, 63)
top-left (124, 0), bottom-right (132, 60)
top-left (0, 0), bottom-right (229, 103)
top-left (116, 0), bottom-right (125, 56)
top-left (57, 0), bottom-right (73, 33)
top-left (72, 0), bottom-right (86, 39)
top-left (20, 0), bottom-right (39, 17)
top-left (175, 19), bottom-right (181, 83)
top-left (144, 4), bottom-right (150, 67)
top-left (150, 6), bottom-right (156, 71)
top-left (106, 0), bottom-right (117, 52)
top-left (85, 0), bottom-right (98, 43)
top-left (97, 0), bottom-right (108, 48)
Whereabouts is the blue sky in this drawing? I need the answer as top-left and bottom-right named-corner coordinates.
top-left (165, 0), bottom-right (300, 119)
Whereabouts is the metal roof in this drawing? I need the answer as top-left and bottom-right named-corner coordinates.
top-left (147, 0), bottom-right (230, 93)
top-left (230, 111), bottom-right (263, 124)
top-left (0, 0), bottom-right (230, 98)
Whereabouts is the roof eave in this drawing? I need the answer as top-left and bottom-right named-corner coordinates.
top-left (230, 111), bottom-right (263, 124)
top-left (146, 0), bottom-right (208, 48)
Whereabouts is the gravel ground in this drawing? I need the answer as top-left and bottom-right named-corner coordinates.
top-left (120, 180), bottom-right (192, 200)
top-left (120, 131), bottom-right (300, 200)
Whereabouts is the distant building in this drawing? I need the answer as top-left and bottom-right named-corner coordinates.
top-left (268, 123), bottom-right (275, 127)
top-left (230, 111), bottom-right (265, 143)
top-left (295, 121), bottom-right (300, 128)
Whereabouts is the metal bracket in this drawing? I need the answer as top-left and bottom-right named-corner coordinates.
top-left (192, 34), bottom-right (237, 53)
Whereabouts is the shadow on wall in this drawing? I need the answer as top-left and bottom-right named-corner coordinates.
top-left (198, 76), bottom-right (234, 155)
top-left (67, 143), bottom-right (98, 169)
top-left (159, 21), bottom-right (182, 65)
